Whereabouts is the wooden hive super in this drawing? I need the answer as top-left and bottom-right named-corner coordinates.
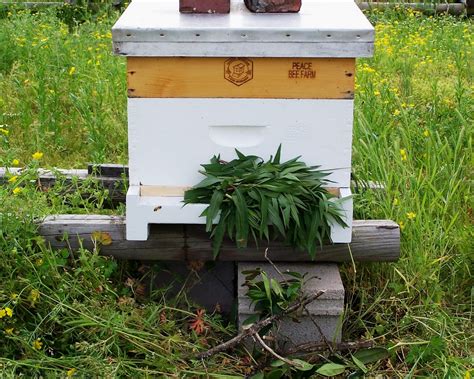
top-left (112, 0), bottom-right (374, 242)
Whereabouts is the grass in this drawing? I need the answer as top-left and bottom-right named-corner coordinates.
top-left (0, 4), bottom-right (473, 378)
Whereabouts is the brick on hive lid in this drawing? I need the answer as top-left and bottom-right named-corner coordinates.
top-left (179, 0), bottom-right (230, 13)
top-left (244, 0), bottom-right (302, 13)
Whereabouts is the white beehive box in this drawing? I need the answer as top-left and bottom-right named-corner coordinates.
top-left (112, 0), bottom-right (374, 242)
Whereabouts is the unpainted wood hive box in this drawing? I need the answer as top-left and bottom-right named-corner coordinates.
top-left (112, 0), bottom-right (374, 242)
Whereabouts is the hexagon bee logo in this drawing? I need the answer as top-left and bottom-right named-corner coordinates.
top-left (224, 58), bottom-right (253, 86)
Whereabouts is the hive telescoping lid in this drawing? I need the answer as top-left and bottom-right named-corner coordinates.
top-left (112, 0), bottom-right (374, 57)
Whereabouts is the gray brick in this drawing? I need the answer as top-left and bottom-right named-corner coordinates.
top-left (237, 263), bottom-right (344, 349)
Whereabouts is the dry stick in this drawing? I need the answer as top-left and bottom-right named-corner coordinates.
top-left (195, 290), bottom-right (326, 360)
top-left (253, 333), bottom-right (301, 368)
top-left (263, 248), bottom-right (334, 354)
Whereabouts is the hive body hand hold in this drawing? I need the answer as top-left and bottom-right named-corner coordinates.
top-left (244, 0), bottom-right (302, 13)
top-left (180, 0), bottom-right (230, 13)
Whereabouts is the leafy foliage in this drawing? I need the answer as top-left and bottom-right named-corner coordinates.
top-left (242, 268), bottom-right (305, 321)
top-left (184, 147), bottom-right (347, 258)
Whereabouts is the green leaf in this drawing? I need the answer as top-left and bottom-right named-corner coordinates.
top-left (192, 175), bottom-right (221, 189)
top-left (316, 363), bottom-right (346, 377)
top-left (270, 278), bottom-right (284, 298)
top-left (232, 188), bottom-right (249, 248)
top-left (267, 369), bottom-right (285, 379)
top-left (261, 272), bottom-right (272, 308)
top-left (351, 355), bottom-right (368, 373)
top-left (242, 314), bottom-right (259, 326)
top-left (292, 359), bottom-right (313, 371)
top-left (206, 190), bottom-right (224, 231)
top-left (211, 213), bottom-right (227, 259)
top-left (270, 360), bottom-right (286, 368)
top-left (249, 373), bottom-right (264, 379)
top-left (273, 144), bottom-right (282, 164)
top-left (353, 347), bottom-right (390, 364)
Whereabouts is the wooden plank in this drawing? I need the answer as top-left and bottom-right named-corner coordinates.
top-left (88, 163), bottom-right (128, 178)
top-left (140, 185), bottom-right (191, 197)
top-left (39, 215), bottom-right (400, 262)
top-left (127, 57), bottom-right (355, 99)
top-left (139, 185), bottom-right (340, 197)
top-left (357, 2), bottom-right (465, 15)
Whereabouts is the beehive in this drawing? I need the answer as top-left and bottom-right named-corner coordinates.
top-left (112, 0), bottom-right (374, 242)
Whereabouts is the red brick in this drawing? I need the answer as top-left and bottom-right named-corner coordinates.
top-left (244, 0), bottom-right (301, 13)
top-left (180, 0), bottom-right (230, 13)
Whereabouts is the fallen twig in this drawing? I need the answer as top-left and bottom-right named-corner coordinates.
top-left (253, 333), bottom-right (300, 368)
top-left (195, 290), bottom-right (326, 360)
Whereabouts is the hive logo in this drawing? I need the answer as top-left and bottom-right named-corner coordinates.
top-left (224, 58), bottom-right (253, 86)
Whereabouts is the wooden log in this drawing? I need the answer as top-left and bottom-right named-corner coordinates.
top-left (0, 2), bottom-right (64, 8)
top-left (38, 215), bottom-right (400, 262)
top-left (357, 2), bottom-right (466, 15)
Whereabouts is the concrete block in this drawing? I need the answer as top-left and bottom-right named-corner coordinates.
top-left (153, 261), bottom-right (235, 314)
top-left (237, 263), bottom-right (344, 349)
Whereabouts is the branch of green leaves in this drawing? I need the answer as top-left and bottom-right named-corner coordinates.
top-left (183, 146), bottom-right (347, 259)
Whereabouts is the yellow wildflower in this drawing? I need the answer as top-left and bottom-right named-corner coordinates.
top-left (398, 221), bottom-right (405, 230)
top-left (5, 307), bottom-right (13, 317)
top-left (12, 159), bottom-right (20, 166)
top-left (29, 289), bottom-right (40, 305)
top-left (32, 338), bottom-right (43, 350)
top-left (393, 198), bottom-right (399, 206)
top-left (0, 309), bottom-right (5, 318)
top-left (5, 328), bottom-right (14, 335)
top-left (8, 176), bottom-right (18, 183)
top-left (0, 128), bottom-right (8, 135)
top-left (13, 187), bottom-right (22, 195)
top-left (423, 130), bottom-right (430, 137)
top-left (374, 90), bottom-right (381, 96)
top-left (67, 368), bottom-right (77, 377)
top-left (393, 109), bottom-right (401, 116)
top-left (10, 293), bottom-right (18, 300)
top-left (407, 212), bottom-right (416, 220)
top-left (32, 151), bottom-right (43, 160)
top-left (400, 149), bottom-right (407, 161)
top-left (69, 66), bottom-right (76, 75)
top-left (465, 370), bottom-right (471, 379)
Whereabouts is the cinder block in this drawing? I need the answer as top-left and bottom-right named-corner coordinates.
top-left (153, 261), bottom-right (235, 314)
top-left (237, 263), bottom-right (344, 349)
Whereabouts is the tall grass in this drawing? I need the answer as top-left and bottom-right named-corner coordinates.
top-left (0, 5), bottom-right (472, 377)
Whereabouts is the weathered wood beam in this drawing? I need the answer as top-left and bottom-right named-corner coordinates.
top-left (0, 2), bottom-right (64, 8)
top-left (38, 215), bottom-right (400, 262)
top-left (357, 2), bottom-right (466, 15)
top-left (0, 166), bottom-right (127, 204)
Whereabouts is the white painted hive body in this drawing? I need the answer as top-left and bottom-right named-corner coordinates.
top-left (112, 0), bottom-right (374, 242)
